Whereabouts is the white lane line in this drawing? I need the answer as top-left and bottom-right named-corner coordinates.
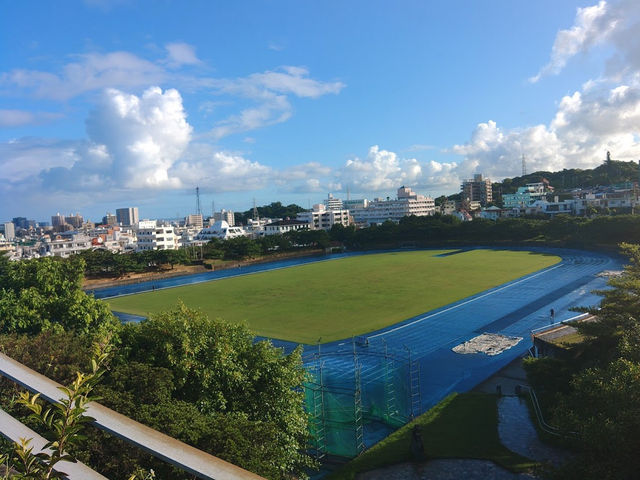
top-left (367, 263), bottom-right (564, 340)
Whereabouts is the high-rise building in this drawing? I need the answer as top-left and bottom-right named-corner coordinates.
top-left (51, 213), bottom-right (66, 227)
top-left (116, 207), bottom-right (139, 226)
top-left (185, 214), bottom-right (204, 229)
top-left (64, 213), bottom-right (84, 229)
top-left (102, 212), bottom-right (117, 226)
top-left (324, 193), bottom-right (343, 211)
top-left (2, 222), bottom-right (15, 241)
top-left (461, 174), bottom-right (493, 207)
top-left (213, 209), bottom-right (235, 226)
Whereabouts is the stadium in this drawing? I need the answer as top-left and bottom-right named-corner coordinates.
top-left (96, 247), bottom-right (621, 459)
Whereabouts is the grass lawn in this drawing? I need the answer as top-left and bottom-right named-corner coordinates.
top-left (107, 249), bottom-right (559, 343)
top-left (327, 393), bottom-right (539, 480)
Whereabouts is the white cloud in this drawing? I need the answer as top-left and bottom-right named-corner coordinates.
top-left (0, 109), bottom-right (62, 127)
top-left (453, 82), bottom-right (640, 179)
top-left (531, 0), bottom-right (640, 83)
top-left (1, 52), bottom-right (165, 101)
top-left (337, 145), bottom-right (458, 193)
top-left (0, 138), bottom-right (78, 182)
top-left (165, 42), bottom-right (202, 68)
top-left (208, 66), bottom-right (345, 139)
top-left (171, 144), bottom-right (272, 192)
top-left (84, 86), bottom-right (192, 189)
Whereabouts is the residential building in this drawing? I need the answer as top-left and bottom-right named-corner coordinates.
top-left (64, 213), bottom-right (84, 229)
top-left (185, 214), bottom-right (204, 229)
top-left (324, 193), bottom-right (343, 211)
top-left (351, 186), bottom-right (435, 225)
top-left (213, 209), bottom-right (235, 226)
top-left (196, 220), bottom-right (246, 241)
top-left (40, 233), bottom-right (93, 258)
top-left (297, 204), bottom-right (351, 230)
top-left (116, 207), bottom-right (139, 226)
top-left (2, 222), bottom-right (15, 241)
top-left (136, 220), bottom-right (177, 251)
top-left (502, 183), bottom-right (547, 208)
top-left (461, 174), bottom-right (493, 206)
top-left (440, 200), bottom-right (457, 216)
top-left (102, 213), bottom-right (117, 226)
top-left (51, 213), bottom-right (66, 228)
top-left (264, 219), bottom-right (310, 236)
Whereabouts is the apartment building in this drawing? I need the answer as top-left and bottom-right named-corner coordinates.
top-left (136, 220), bottom-right (177, 251)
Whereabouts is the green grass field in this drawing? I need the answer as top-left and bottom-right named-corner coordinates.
top-left (107, 249), bottom-right (560, 343)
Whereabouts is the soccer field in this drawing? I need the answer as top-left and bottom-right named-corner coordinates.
top-left (107, 249), bottom-right (560, 344)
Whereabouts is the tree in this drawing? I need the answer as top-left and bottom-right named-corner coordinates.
top-left (525, 243), bottom-right (640, 479)
top-left (0, 257), bottom-right (119, 337)
top-left (122, 302), bottom-right (315, 478)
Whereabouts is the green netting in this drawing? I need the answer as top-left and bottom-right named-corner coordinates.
top-left (303, 345), bottom-right (412, 458)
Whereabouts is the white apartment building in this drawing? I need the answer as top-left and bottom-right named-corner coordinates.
top-left (212, 209), bottom-right (235, 226)
top-left (136, 220), bottom-right (178, 251)
top-left (196, 220), bottom-right (246, 241)
top-left (39, 233), bottom-right (93, 258)
top-left (264, 219), bottom-right (310, 236)
top-left (352, 186), bottom-right (435, 225)
top-left (297, 204), bottom-right (351, 230)
top-left (324, 194), bottom-right (343, 211)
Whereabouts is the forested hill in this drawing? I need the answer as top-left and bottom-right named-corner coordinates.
top-left (234, 201), bottom-right (306, 225)
top-left (498, 159), bottom-right (640, 194)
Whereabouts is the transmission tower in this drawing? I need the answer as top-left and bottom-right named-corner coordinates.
top-left (522, 154), bottom-right (527, 177)
top-left (253, 198), bottom-right (259, 220)
top-left (195, 186), bottom-right (201, 216)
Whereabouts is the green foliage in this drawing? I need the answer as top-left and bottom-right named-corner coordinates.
top-left (526, 243), bottom-right (640, 479)
top-left (4, 339), bottom-right (111, 480)
top-left (234, 201), bottom-right (306, 225)
top-left (121, 302), bottom-right (315, 479)
top-left (0, 257), bottom-right (119, 337)
top-left (499, 159), bottom-right (639, 194)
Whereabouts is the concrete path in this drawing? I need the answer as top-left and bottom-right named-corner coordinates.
top-left (498, 396), bottom-right (567, 467)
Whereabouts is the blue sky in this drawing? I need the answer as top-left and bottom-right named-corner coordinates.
top-left (1, 0), bottom-right (639, 222)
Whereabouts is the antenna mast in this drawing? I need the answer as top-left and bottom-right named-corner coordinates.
top-left (195, 186), bottom-right (201, 216)
top-left (253, 198), bottom-right (259, 220)
top-left (521, 154), bottom-right (527, 177)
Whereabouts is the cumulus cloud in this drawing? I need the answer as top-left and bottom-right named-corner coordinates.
top-left (171, 144), bottom-right (272, 192)
top-left (85, 86), bottom-right (192, 188)
top-left (336, 145), bottom-right (458, 193)
top-left (453, 82), bottom-right (640, 179)
top-left (0, 109), bottom-right (62, 127)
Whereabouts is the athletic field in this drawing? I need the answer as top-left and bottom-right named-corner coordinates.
top-left (107, 249), bottom-right (560, 343)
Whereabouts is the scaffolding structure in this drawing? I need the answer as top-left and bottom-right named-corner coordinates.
top-left (303, 340), bottom-right (416, 459)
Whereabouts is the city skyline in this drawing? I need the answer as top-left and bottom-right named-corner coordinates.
top-left (2, 0), bottom-right (640, 220)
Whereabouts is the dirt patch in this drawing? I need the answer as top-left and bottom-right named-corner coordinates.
top-left (82, 249), bottom-right (326, 290)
